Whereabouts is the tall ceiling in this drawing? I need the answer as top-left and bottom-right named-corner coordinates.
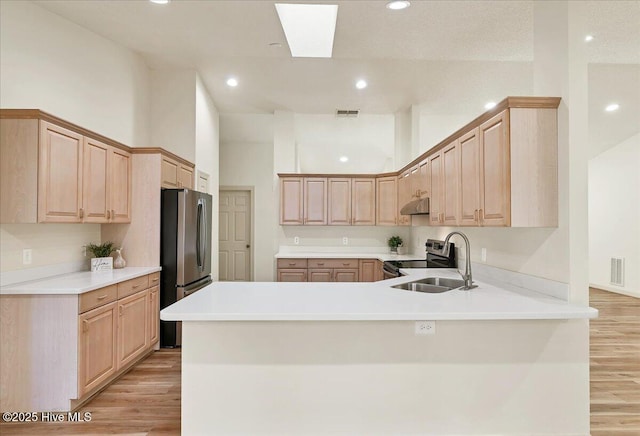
top-left (31, 0), bottom-right (640, 154)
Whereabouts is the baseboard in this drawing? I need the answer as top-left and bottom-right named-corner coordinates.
top-left (590, 283), bottom-right (640, 299)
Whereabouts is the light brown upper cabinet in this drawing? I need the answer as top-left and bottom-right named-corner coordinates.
top-left (0, 118), bottom-right (132, 224)
top-left (351, 178), bottom-right (376, 226)
top-left (328, 178), bottom-right (351, 225)
top-left (442, 140), bottom-right (459, 226)
top-left (429, 152), bottom-right (443, 225)
top-left (304, 177), bottom-right (328, 225)
top-left (478, 111), bottom-right (510, 226)
top-left (397, 170), bottom-right (411, 226)
top-left (417, 160), bottom-right (429, 199)
top-left (376, 176), bottom-right (397, 226)
top-left (161, 156), bottom-right (194, 190)
top-left (83, 138), bottom-right (131, 224)
top-left (280, 177), bottom-right (304, 225)
top-left (458, 128), bottom-right (481, 226)
top-left (38, 121), bottom-right (84, 223)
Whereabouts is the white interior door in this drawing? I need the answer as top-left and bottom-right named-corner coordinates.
top-left (218, 190), bottom-right (252, 281)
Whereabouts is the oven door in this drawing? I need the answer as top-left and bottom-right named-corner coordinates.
top-left (382, 262), bottom-right (401, 280)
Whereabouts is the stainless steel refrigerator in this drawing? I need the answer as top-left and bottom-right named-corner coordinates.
top-left (160, 188), bottom-right (213, 347)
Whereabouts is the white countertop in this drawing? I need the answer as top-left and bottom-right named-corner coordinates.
top-left (0, 266), bottom-right (161, 295)
top-left (275, 252), bottom-right (424, 261)
top-left (160, 268), bottom-right (597, 322)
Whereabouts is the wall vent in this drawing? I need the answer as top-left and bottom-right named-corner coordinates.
top-left (610, 257), bottom-right (625, 286)
top-left (335, 109), bottom-right (359, 118)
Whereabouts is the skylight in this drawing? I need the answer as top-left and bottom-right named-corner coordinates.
top-left (275, 3), bottom-right (338, 58)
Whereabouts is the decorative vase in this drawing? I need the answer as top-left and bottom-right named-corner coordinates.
top-left (91, 257), bottom-right (113, 272)
top-left (114, 248), bottom-right (126, 269)
top-left (390, 247), bottom-right (398, 254)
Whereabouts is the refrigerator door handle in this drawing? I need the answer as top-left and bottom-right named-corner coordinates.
top-left (201, 199), bottom-right (207, 272)
top-left (196, 200), bottom-right (203, 271)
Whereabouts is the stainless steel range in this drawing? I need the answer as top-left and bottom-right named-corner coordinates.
top-left (382, 239), bottom-right (456, 279)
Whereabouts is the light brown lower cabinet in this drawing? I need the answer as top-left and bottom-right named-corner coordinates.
top-left (77, 272), bottom-right (159, 399)
top-left (277, 258), bottom-right (381, 283)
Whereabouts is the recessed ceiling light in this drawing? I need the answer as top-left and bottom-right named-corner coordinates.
top-left (585, 35), bottom-right (594, 42)
top-left (605, 103), bottom-right (619, 112)
top-left (339, 156), bottom-right (349, 163)
top-left (484, 101), bottom-right (497, 110)
top-left (149, 0), bottom-right (170, 4)
top-left (386, 1), bottom-right (411, 10)
top-left (275, 3), bottom-right (338, 58)
top-left (355, 80), bottom-right (367, 89)
top-left (226, 78), bottom-right (238, 87)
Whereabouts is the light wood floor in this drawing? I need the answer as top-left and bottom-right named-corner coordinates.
top-left (1, 288), bottom-right (638, 435)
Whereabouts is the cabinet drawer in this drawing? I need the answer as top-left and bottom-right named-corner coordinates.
top-left (308, 258), bottom-right (358, 269)
top-left (277, 258), bottom-right (308, 269)
top-left (117, 275), bottom-right (149, 299)
top-left (148, 272), bottom-right (160, 287)
top-left (79, 285), bottom-right (117, 314)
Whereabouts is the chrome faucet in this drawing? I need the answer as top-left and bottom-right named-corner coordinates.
top-left (441, 231), bottom-right (476, 290)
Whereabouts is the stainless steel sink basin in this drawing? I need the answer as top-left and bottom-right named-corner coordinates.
top-left (391, 277), bottom-right (466, 293)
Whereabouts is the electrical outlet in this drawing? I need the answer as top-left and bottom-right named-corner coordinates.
top-left (342, 237), bottom-right (348, 245)
top-left (22, 249), bottom-right (32, 265)
top-left (294, 236), bottom-right (300, 245)
top-left (481, 248), bottom-right (487, 262)
top-left (415, 321), bottom-right (436, 336)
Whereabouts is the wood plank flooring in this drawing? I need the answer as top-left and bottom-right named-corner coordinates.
top-left (0, 288), bottom-right (637, 435)
top-left (589, 287), bottom-right (640, 436)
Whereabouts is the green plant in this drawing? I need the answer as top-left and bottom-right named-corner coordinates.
top-left (387, 236), bottom-right (403, 248)
top-left (86, 241), bottom-right (115, 258)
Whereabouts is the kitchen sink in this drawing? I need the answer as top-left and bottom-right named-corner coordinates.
top-left (391, 277), bottom-right (466, 293)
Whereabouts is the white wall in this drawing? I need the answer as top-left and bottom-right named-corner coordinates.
top-left (0, 0), bottom-right (150, 274)
top-left (589, 133), bottom-right (640, 296)
top-left (295, 114), bottom-right (395, 174)
top-left (0, 1), bottom-right (149, 147)
top-left (150, 69), bottom-right (196, 162)
top-left (219, 114), bottom-right (275, 281)
top-left (195, 75), bottom-right (220, 279)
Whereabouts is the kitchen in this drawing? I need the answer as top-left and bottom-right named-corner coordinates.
top-left (0, 0), bottom-right (639, 435)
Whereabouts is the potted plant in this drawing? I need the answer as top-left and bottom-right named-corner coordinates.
top-left (87, 241), bottom-right (115, 272)
top-left (388, 236), bottom-right (403, 254)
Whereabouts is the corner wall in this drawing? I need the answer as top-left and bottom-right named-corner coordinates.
top-left (589, 133), bottom-right (640, 296)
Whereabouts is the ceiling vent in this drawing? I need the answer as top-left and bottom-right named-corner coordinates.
top-left (335, 109), bottom-right (359, 118)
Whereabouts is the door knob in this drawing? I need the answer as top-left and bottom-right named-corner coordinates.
top-left (246, 244), bottom-right (250, 248)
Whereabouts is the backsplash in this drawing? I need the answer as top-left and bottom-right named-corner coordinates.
top-left (278, 226), bottom-right (412, 251)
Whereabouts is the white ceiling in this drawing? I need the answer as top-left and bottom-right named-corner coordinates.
top-left (32, 0), bottom-right (640, 155)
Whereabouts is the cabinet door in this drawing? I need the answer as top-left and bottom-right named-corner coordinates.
top-left (280, 177), bottom-right (304, 225)
top-left (148, 285), bottom-right (160, 345)
top-left (110, 148), bottom-right (132, 223)
top-left (429, 152), bottom-right (443, 225)
top-left (442, 140), bottom-right (459, 226)
top-left (328, 178), bottom-right (351, 225)
top-left (304, 177), bottom-right (327, 225)
top-left (82, 138), bottom-right (110, 223)
top-left (117, 290), bottom-right (149, 370)
top-left (352, 178), bottom-right (376, 226)
top-left (397, 172), bottom-right (411, 226)
top-left (376, 176), bottom-right (397, 226)
top-left (161, 157), bottom-right (179, 189)
top-left (38, 121), bottom-right (83, 223)
top-left (359, 259), bottom-right (376, 282)
top-left (178, 165), bottom-right (194, 189)
top-left (308, 268), bottom-right (332, 282)
top-left (277, 269), bottom-right (307, 282)
top-left (409, 165), bottom-right (420, 200)
top-left (480, 111), bottom-right (511, 226)
top-left (78, 302), bottom-right (117, 396)
top-left (334, 268), bottom-right (359, 282)
top-left (417, 159), bottom-right (429, 199)
top-left (458, 129), bottom-right (481, 226)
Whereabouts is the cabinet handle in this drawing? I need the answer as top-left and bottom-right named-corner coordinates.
top-left (289, 263), bottom-right (296, 266)
top-left (82, 319), bottom-right (89, 333)
top-left (96, 294), bottom-right (108, 300)
top-left (105, 210), bottom-right (109, 219)
top-left (317, 263), bottom-right (324, 266)
top-left (132, 284), bottom-right (140, 289)
top-left (151, 277), bottom-right (159, 283)
top-left (479, 209), bottom-right (484, 222)
top-left (474, 209), bottom-right (478, 221)
top-left (79, 208), bottom-right (84, 219)
top-left (111, 209), bottom-right (115, 219)
top-left (343, 263), bottom-right (350, 266)
top-left (119, 305), bottom-right (123, 317)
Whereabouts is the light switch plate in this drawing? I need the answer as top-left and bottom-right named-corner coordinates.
top-left (22, 249), bottom-right (32, 265)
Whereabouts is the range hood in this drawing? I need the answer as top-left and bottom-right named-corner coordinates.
top-left (400, 197), bottom-right (430, 215)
